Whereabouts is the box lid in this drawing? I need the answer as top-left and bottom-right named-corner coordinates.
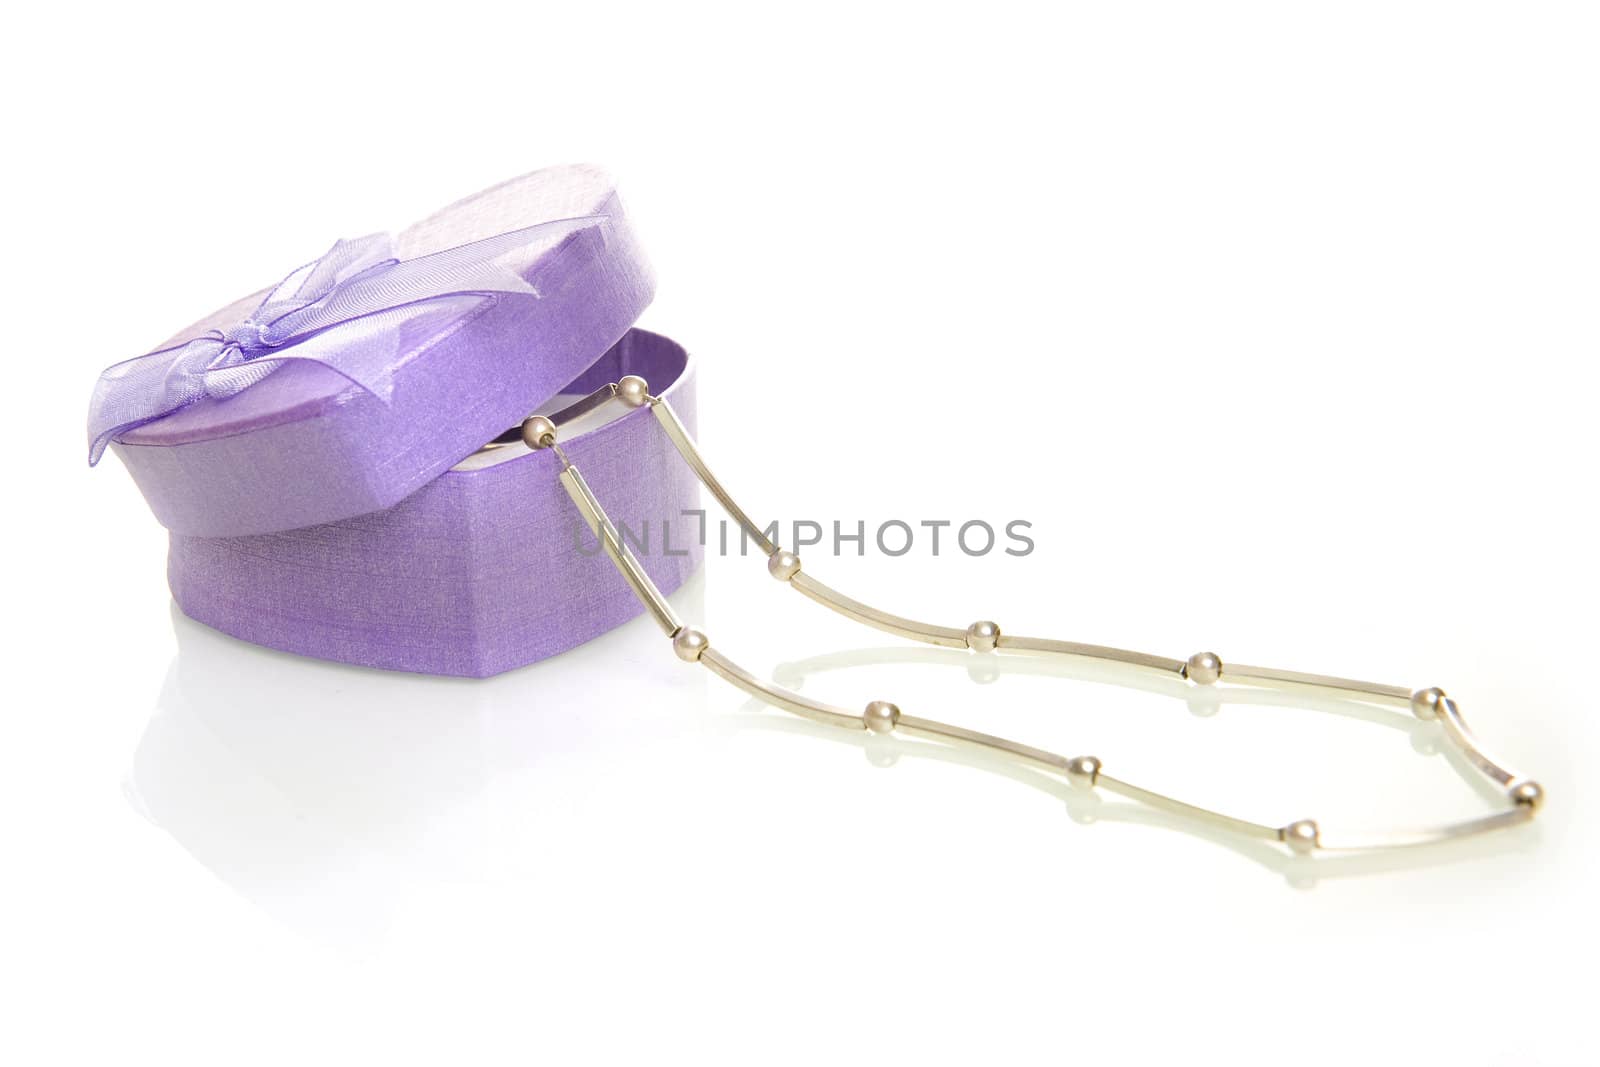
top-left (92, 164), bottom-right (654, 537)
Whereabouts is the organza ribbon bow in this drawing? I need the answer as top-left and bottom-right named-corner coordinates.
top-left (86, 215), bottom-right (606, 464)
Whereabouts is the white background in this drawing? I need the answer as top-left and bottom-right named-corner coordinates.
top-left (5, 2), bottom-right (1597, 1063)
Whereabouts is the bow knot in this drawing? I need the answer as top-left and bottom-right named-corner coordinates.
top-left (87, 216), bottom-right (606, 465)
top-left (218, 319), bottom-right (279, 355)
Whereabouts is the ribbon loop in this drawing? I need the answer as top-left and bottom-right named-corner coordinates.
top-left (87, 216), bottom-right (607, 465)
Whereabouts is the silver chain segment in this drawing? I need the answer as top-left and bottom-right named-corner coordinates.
top-left (526, 377), bottom-right (1545, 855)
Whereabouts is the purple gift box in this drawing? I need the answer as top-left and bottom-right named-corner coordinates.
top-left (91, 165), bottom-right (703, 677)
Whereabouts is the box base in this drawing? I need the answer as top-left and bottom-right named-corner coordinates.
top-left (168, 330), bottom-right (702, 677)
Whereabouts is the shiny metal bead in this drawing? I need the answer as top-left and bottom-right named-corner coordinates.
top-left (965, 620), bottom-right (1000, 653)
top-left (1508, 780), bottom-right (1545, 812)
top-left (767, 550), bottom-right (801, 582)
top-left (863, 700), bottom-right (900, 734)
top-left (617, 375), bottom-right (651, 407)
top-left (1410, 686), bottom-right (1445, 720)
top-left (520, 415), bottom-right (557, 449)
top-left (672, 627), bottom-right (709, 663)
top-left (1283, 819), bottom-right (1320, 854)
top-left (1185, 651), bottom-right (1222, 686)
top-left (1065, 755), bottom-right (1101, 788)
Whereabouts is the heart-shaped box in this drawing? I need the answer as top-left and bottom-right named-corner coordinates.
top-left (95, 166), bottom-right (703, 676)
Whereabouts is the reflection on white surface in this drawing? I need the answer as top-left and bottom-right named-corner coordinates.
top-left (127, 575), bottom-right (708, 950)
top-left (128, 613), bottom-right (492, 949)
top-left (128, 576), bottom-right (1540, 950)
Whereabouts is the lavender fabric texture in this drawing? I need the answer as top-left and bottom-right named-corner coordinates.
top-left (168, 330), bottom-right (702, 677)
top-left (108, 165), bottom-right (655, 537)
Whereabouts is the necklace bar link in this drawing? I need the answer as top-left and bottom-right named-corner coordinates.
top-left (997, 634), bottom-right (1187, 676)
top-left (1219, 663), bottom-right (1412, 704)
top-left (650, 400), bottom-right (777, 556)
top-left (557, 463), bottom-right (681, 636)
top-left (789, 572), bottom-right (970, 649)
top-left (698, 646), bottom-right (863, 730)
